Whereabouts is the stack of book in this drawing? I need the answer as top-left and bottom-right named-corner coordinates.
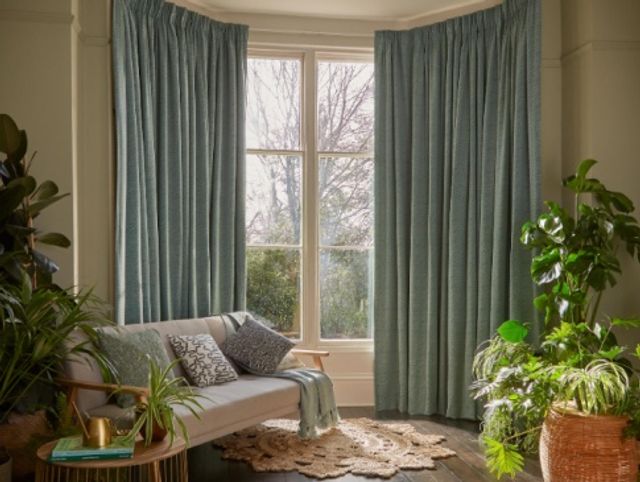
top-left (49, 436), bottom-right (135, 462)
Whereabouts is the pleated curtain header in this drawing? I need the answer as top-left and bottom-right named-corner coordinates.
top-left (376, 0), bottom-right (535, 44)
top-left (119, 0), bottom-right (248, 38)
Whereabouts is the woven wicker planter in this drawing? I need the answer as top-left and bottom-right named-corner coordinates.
top-left (540, 406), bottom-right (638, 481)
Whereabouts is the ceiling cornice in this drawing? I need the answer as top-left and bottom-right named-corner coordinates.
top-left (170, 0), bottom-right (502, 33)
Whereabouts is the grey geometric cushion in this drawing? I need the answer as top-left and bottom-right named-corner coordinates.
top-left (97, 329), bottom-right (173, 408)
top-left (168, 334), bottom-right (238, 387)
top-left (221, 317), bottom-right (295, 375)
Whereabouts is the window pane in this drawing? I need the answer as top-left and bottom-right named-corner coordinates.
top-left (319, 156), bottom-right (373, 247)
top-left (246, 248), bottom-right (301, 339)
top-left (317, 61), bottom-right (374, 153)
top-left (246, 154), bottom-right (301, 245)
top-left (247, 57), bottom-right (301, 150)
top-left (320, 248), bottom-right (372, 339)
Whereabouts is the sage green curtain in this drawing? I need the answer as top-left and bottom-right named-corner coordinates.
top-left (113, 0), bottom-right (247, 324)
top-left (374, 0), bottom-right (541, 419)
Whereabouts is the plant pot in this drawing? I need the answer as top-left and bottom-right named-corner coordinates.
top-left (142, 421), bottom-right (168, 443)
top-left (0, 410), bottom-right (51, 480)
top-left (0, 453), bottom-right (11, 482)
top-left (135, 410), bottom-right (168, 443)
top-left (540, 407), bottom-right (637, 482)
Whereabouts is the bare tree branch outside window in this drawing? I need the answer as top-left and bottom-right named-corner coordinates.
top-left (245, 55), bottom-right (374, 339)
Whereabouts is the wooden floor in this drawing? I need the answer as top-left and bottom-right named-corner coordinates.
top-left (188, 407), bottom-right (542, 481)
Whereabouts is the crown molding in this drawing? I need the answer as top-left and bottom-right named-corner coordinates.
top-left (403, 0), bottom-right (500, 28)
top-left (170, 0), bottom-right (502, 36)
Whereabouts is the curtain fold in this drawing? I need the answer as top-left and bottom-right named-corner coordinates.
top-left (374, 0), bottom-right (540, 419)
top-left (113, 0), bottom-right (247, 324)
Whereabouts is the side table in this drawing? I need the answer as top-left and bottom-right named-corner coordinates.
top-left (35, 436), bottom-right (187, 482)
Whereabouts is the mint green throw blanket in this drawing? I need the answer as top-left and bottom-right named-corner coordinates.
top-left (271, 368), bottom-right (340, 439)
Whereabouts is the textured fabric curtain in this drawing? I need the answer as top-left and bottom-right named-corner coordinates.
top-left (113, 0), bottom-right (247, 324)
top-left (374, 0), bottom-right (540, 419)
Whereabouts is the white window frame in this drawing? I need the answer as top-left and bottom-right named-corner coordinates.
top-left (247, 47), bottom-right (374, 351)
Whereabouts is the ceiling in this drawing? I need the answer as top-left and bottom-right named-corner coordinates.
top-left (189, 0), bottom-right (494, 22)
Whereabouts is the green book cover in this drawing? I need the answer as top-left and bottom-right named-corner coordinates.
top-left (50, 435), bottom-right (134, 461)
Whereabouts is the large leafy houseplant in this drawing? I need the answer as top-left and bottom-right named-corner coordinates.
top-left (0, 114), bottom-right (111, 478)
top-left (472, 159), bottom-right (640, 478)
top-left (0, 114), bottom-right (70, 289)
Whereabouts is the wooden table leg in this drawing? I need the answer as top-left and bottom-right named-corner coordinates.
top-left (148, 460), bottom-right (163, 482)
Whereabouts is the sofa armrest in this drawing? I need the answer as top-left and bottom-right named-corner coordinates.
top-left (291, 349), bottom-right (330, 372)
top-left (57, 378), bottom-right (149, 417)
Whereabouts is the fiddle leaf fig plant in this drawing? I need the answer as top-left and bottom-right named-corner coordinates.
top-left (0, 113), bottom-right (70, 288)
top-left (472, 159), bottom-right (640, 479)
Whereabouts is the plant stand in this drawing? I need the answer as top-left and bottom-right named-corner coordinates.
top-left (35, 437), bottom-right (187, 482)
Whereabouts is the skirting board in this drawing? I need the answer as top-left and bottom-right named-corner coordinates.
top-left (332, 373), bottom-right (374, 407)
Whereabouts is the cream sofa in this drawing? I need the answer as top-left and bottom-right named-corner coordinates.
top-left (61, 314), bottom-right (328, 447)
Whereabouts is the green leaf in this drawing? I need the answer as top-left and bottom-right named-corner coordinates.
top-left (533, 293), bottom-right (548, 313)
top-left (36, 232), bottom-right (71, 248)
top-left (32, 180), bottom-right (59, 201)
top-left (28, 193), bottom-right (69, 216)
top-left (0, 114), bottom-right (26, 160)
top-left (0, 183), bottom-right (26, 221)
top-left (576, 159), bottom-right (598, 180)
top-left (497, 320), bottom-right (528, 344)
top-left (538, 213), bottom-right (565, 243)
top-left (483, 436), bottom-right (525, 479)
top-left (598, 346), bottom-right (624, 360)
top-left (609, 191), bottom-right (634, 213)
top-left (8, 175), bottom-right (36, 196)
top-left (531, 248), bottom-right (562, 284)
top-left (611, 318), bottom-right (640, 328)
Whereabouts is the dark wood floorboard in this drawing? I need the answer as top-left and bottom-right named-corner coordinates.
top-left (188, 407), bottom-right (542, 481)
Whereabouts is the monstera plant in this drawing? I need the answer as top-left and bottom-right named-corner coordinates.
top-left (472, 160), bottom-right (640, 480)
top-left (0, 113), bottom-right (70, 288)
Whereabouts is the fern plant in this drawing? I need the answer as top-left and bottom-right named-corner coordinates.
top-left (472, 159), bottom-right (640, 479)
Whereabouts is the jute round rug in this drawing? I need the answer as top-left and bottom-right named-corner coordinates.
top-left (213, 418), bottom-right (456, 479)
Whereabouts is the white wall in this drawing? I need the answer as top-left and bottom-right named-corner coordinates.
top-left (561, 0), bottom-right (640, 324)
top-left (0, 0), bottom-right (75, 287)
top-left (0, 0), bottom-right (113, 300)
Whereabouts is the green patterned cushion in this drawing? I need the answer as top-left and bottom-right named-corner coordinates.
top-left (98, 329), bottom-right (172, 407)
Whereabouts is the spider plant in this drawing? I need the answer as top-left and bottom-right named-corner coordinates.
top-left (123, 357), bottom-right (206, 447)
top-left (471, 159), bottom-right (640, 479)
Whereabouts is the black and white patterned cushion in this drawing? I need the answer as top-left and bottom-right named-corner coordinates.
top-left (221, 317), bottom-right (295, 374)
top-left (168, 334), bottom-right (238, 387)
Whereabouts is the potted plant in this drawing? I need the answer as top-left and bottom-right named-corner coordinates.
top-left (0, 113), bottom-right (111, 480)
top-left (472, 159), bottom-right (640, 480)
top-left (123, 357), bottom-right (206, 447)
top-left (0, 284), bottom-right (109, 478)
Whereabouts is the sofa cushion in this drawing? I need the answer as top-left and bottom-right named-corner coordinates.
top-left (168, 334), bottom-right (237, 387)
top-left (98, 329), bottom-right (173, 407)
top-left (222, 317), bottom-right (294, 374)
top-left (173, 375), bottom-right (299, 443)
top-left (87, 374), bottom-right (300, 446)
top-left (277, 351), bottom-right (305, 371)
